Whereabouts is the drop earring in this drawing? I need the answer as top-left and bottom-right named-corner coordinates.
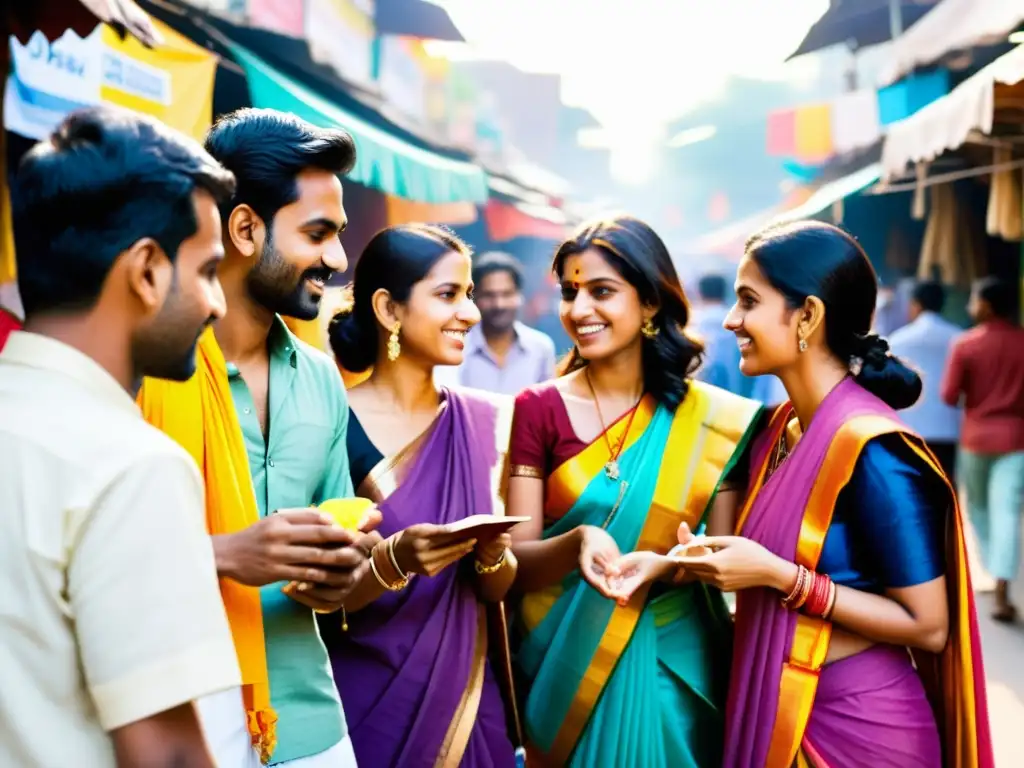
top-left (798, 337), bottom-right (808, 353)
top-left (641, 318), bottom-right (659, 338)
top-left (387, 323), bottom-right (401, 362)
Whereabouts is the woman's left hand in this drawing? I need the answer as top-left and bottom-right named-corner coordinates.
top-left (673, 536), bottom-right (795, 593)
top-left (475, 533), bottom-right (511, 570)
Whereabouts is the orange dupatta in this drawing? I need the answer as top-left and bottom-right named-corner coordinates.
top-left (138, 328), bottom-right (277, 763)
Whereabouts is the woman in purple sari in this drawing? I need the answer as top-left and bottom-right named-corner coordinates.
top-left (322, 225), bottom-right (518, 768)
top-left (614, 221), bottom-right (993, 767)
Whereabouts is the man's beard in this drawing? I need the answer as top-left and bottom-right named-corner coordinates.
top-left (133, 284), bottom-right (211, 382)
top-left (246, 231), bottom-right (332, 321)
top-left (482, 309), bottom-right (516, 333)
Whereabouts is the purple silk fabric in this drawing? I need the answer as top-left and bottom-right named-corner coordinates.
top-left (321, 390), bottom-right (515, 768)
top-left (723, 378), bottom-right (940, 767)
top-left (804, 645), bottom-right (941, 766)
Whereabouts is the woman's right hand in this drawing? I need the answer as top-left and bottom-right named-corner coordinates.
top-left (606, 551), bottom-right (679, 605)
top-left (578, 525), bottom-right (622, 598)
top-left (391, 524), bottom-right (478, 577)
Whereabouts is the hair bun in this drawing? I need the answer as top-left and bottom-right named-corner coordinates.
top-left (850, 332), bottom-right (921, 410)
top-left (850, 333), bottom-right (890, 371)
top-left (327, 306), bottom-right (375, 373)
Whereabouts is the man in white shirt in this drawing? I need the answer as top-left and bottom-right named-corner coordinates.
top-left (888, 279), bottom-right (963, 482)
top-left (436, 252), bottom-right (556, 393)
top-left (0, 106), bottom-right (241, 767)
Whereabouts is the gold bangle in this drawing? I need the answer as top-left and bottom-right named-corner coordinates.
top-left (474, 549), bottom-right (507, 575)
top-left (510, 464), bottom-right (543, 479)
top-left (781, 565), bottom-right (807, 608)
top-left (370, 552), bottom-right (408, 591)
top-left (387, 535), bottom-right (410, 580)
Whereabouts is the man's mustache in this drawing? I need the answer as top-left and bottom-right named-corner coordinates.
top-left (303, 264), bottom-right (336, 284)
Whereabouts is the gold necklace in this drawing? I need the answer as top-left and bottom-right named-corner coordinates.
top-left (584, 369), bottom-right (641, 528)
top-left (766, 419), bottom-right (797, 481)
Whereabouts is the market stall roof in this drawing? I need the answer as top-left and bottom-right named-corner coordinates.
top-left (374, 0), bottom-right (464, 41)
top-left (878, 0), bottom-right (1024, 86)
top-left (504, 159), bottom-right (571, 200)
top-left (227, 40), bottom-right (488, 204)
top-left (145, 0), bottom-right (476, 157)
top-left (881, 44), bottom-right (1024, 179)
top-left (75, 0), bottom-right (160, 45)
top-left (771, 163), bottom-right (882, 225)
top-left (787, 0), bottom-right (938, 60)
top-left (6, 0), bottom-right (160, 47)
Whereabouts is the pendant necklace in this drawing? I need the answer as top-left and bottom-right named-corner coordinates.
top-left (585, 369), bottom-right (641, 528)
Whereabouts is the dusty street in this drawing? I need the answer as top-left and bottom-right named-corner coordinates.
top-left (971, 532), bottom-right (1023, 766)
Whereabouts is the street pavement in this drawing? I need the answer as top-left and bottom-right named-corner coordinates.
top-left (968, 525), bottom-right (1023, 766)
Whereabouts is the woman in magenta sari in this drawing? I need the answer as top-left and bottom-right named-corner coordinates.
top-left (614, 221), bottom-right (993, 767)
top-left (321, 225), bottom-right (518, 768)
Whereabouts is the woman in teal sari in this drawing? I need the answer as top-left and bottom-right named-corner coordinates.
top-left (507, 215), bottom-right (762, 767)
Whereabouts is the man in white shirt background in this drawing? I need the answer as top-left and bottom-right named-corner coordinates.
top-left (888, 279), bottom-right (963, 483)
top-left (436, 251), bottom-right (556, 394)
top-left (0, 106), bottom-right (241, 767)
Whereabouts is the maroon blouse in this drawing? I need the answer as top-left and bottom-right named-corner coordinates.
top-left (510, 383), bottom-right (589, 477)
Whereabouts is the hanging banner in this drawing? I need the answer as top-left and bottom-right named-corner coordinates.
top-left (4, 18), bottom-right (216, 142)
top-left (384, 195), bottom-right (477, 226)
top-left (2, 16), bottom-right (216, 301)
top-left (484, 200), bottom-right (565, 242)
top-left (248, 0), bottom-right (305, 36)
top-left (99, 22), bottom-right (216, 141)
top-left (305, 0), bottom-right (375, 88)
top-left (794, 104), bottom-right (833, 164)
top-left (379, 36), bottom-right (427, 123)
top-left (446, 67), bottom-right (478, 150)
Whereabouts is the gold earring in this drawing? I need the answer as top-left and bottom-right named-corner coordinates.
top-left (387, 323), bottom-right (401, 362)
top-left (641, 318), bottom-right (660, 338)
top-left (798, 337), bottom-right (808, 353)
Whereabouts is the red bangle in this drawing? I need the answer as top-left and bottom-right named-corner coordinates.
top-left (812, 574), bottom-right (831, 615)
top-left (823, 581), bottom-right (838, 619)
top-left (803, 573), bottom-right (833, 618)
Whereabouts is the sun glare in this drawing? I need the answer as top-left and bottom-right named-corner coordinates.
top-left (432, 0), bottom-right (829, 183)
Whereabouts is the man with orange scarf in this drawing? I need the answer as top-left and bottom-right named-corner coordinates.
top-left (139, 110), bottom-right (377, 767)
